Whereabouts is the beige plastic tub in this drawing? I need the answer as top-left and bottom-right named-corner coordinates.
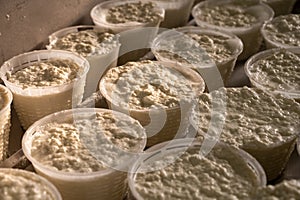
top-left (0, 50), bottom-right (89, 129)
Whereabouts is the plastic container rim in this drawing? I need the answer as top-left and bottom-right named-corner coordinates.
top-left (0, 50), bottom-right (90, 95)
top-left (128, 138), bottom-right (267, 200)
top-left (22, 108), bottom-right (147, 180)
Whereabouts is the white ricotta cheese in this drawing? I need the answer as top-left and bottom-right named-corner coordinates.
top-left (263, 14), bottom-right (300, 47)
top-left (50, 30), bottom-right (118, 57)
top-left (7, 59), bottom-right (82, 89)
top-left (192, 87), bottom-right (300, 148)
top-left (155, 32), bottom-right (235, 64)
top-left (106, 1), bottom-right (163, 24)
top-left (197, 5), bottom-right (258, 28)
top-left (0, 169), bottom-right (58, 200)
top-left (102, 60), bottom-right (202, 110)
top-left (246, 49), bottom-right (300, 92)
top-left (133, 143), bottom-right (261, 199)
top-left (258, 179), bottom-right (300, 199)
top-left (30, 111), bottom-right (145, 173)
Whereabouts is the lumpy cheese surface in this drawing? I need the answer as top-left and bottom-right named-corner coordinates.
top-left (263, 14), bottom-right (300, 46)
top-left (50, 30), bottom-right (118, 57)
top-left (197, 5), bottom-right (258, 27)
top-left (0, 170), bottom-right (55, 200)
top-left (156, 32), bottom-right (234, 64)
top-left (134, 144), bottom-right (260, 199)
top-left (192, 87), bottom-right (300, 148)
top-left (258, 180), bottom-right (300, 199)
top-left (7, 59), bottom-right (82, 89)
top-left (247, 49), bottom-right (300, 92)
top-left (106, 2), bottom-right (162, 24)
top-left (30, 111), bottom-right (145, 173)
top-left (102, 60), bottom-right (197, 109)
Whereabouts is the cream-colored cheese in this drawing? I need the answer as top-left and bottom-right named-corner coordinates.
top-left (198, 5), bottom-right (258, 27)
top-left (50, 30), bottom-right (118, 57)
top-left (30, 111), bottom-right (144, 173)
top-left (156, 32), bottom-right (234, 64)
top-left (7, 59), bottom-right (82, 89)
top-left (192, 87), bottom-right (300, 148)
top-left (263, 14), bottom-right (300, 46)
top-left (0, 170), bottom-right (55, 200)
top-left (106, 1), bottom-right (163, 24)
top-left (134, 144), bottom-right (260, 199)
top-left (247, 49), bottom-right (300, 92)
top-left (258, 180), bottom-right (300, 199)
top-left (102, 60), bottom-right (197, 109)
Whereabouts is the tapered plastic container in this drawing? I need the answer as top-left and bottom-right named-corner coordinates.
top-left (22, 108), bottom-right (147, 200)
top-left (192, 0), bottom-right (274, 60)
top-left (100, 61), bottom-right (205, 147)
top-left (47, 25), bottom-right (120, 99)
top-left (90, 0), bottom-right (165, 64)
top-left (245, 47), bottom-right (300, 102)
top-left (0, 50), bottom-right (89, 129)
top-left (148, 0), bottom-right (195, 28)
top-left (262, 0), bottom-right (297, 16)
top-left (128, 139), bottom-right (266, 199)
top-left (261, 14), bottom-right (300, 50)
top-left (0, 84), bottom-right (13, 161)
top-left (152, 26), bottom-right (243, 85)
top-left (0, 168), bottom-right (62, 200)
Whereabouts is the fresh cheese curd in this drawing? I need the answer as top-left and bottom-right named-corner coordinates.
top-left (192, 87), bottom-right (300, 180)
top-left (0, 169), bottom-right (61, 200)
top-left (100, 60), bottom-right (205, 147)
top-left (129, 140), bottom-right (265, 200)
top-left (50, 30), bottom-right (118, 58)
top-left (152, 27), bottom-right (243, 84)
top-left (102, 60), bottom-right (201, 110)
top-left (0, 50), bottom-right (89, 129)
top-left (245, 48), bottom-right (300, 100)
top-left (258, 180), bottom-right (300, 199)
top-left (192, 0), bottom-right (274, 60)
top-left (22, 108), bottom-right (146, 200)
top-left (106, 2), bottom-right (162, 24)
top-left (262, 14), bottom-right (300, 49)
top-left (198, 5), bottom-right (258, 28)
top-left (7, 59), bottom-right (81, 89)
top-left (30, 111), bottom-right (145, 172)
top-left (48, 26), bottom-right (120, 98)
top-left (0, 84), bottom-right (12, 161)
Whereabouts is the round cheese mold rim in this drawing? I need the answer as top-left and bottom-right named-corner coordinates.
top-left (22, 108), bottom-right (147, 177)
top-left (192, 87), bottom-right (300, 181)
top-left (244, 47), bottom-right (300, 100)
top-left (90, 0), bottom-right (165, 33)
top-left (47, 25), bottom-right (121, 99)
top-left (144, 0), bottom-right (195, 28)
top-left (0, 168), bottom-right (62, 200)
top-left (0, 84), bottom-right (13, 161)
top-left (99, 61), bottom-right (205, 147)
top-left (22, 108), bottom-right (146, 200)
top-left (192, 1), bottom-right (274, 60)
top-left (0, 50), bottom-right (89, 129)
top-left (261, 14), bottom-right (300, 49)
top-left (151, 26), bottom-right (243, 84)
top-left (128, 138), bottom-right (267, 200)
